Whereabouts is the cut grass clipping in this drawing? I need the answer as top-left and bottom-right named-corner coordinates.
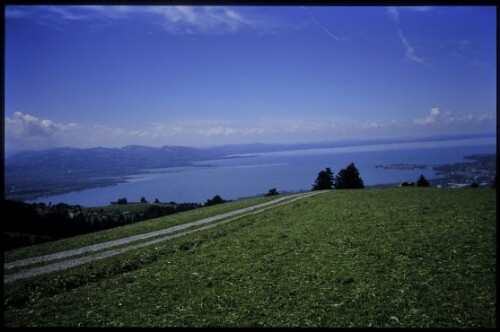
top-left (4, 188), bottom-right (496, 328)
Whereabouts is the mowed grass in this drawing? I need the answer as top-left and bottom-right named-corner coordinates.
top-left (4, 195), bottom-right (277, 263)
top-left (4, 188), bottom-right (496, 327)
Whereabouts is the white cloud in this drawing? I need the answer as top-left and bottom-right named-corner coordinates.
top-left (5, 112), bottom-right (130, 151)
top-left (362, 122), bottom-right (381, 129)
top-left (6, 112), bottom-right (73, 137)
top-left (2, 113), bottom-right (254, 151)
top-left (414, 107), bottom-right (440, 125)
top-left (6, 111), bottom-right (494, 153)
top-left (4, 113), bottom-right (350, 151)
top-left (414, 108), bottom-right (495, 126)
top-left (202, 127), bottom-right (237, 136)
top-left (476, 113), bottom-right (493, 122)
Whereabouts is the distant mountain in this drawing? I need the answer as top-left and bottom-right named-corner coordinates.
top-left (205, 132), bottom-right (496, 156)
top-left (5, 145), bottom-right (222, 201)
top-left (5, 133), bottom-right (495, 201)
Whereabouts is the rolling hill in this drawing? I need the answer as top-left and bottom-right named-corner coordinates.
top-left (3, 188), bottom-right (496, 328)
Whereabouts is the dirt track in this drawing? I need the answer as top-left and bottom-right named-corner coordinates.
top-left (4, 191), bottom-right (328, 284)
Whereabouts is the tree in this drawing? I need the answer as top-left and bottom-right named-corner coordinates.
top-left (140, 196), bottom-right (148, 203)
top-left (205, 195), bottom-right (226, 206)
top-left (312, 168), bottom-right (334, 190)
top-left (416, 174), bottom-right (430, 187)
top-left (265, 188), bottom-right (280, 196)
top-left (117, 198), bottom-right (128, 205)
top-left (153, 198), bottom-right (160, 204)
top-left (335, 163), bottom-right (364, 189)
top-left (470, 181), bottom-right (479, 188)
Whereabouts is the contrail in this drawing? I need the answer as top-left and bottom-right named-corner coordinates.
top-left (387, 7), bottom-right (427, 66)
top-left (398, 29), bottom-right (426, 65)
top-left (301, 6), bottom-right (341, 42)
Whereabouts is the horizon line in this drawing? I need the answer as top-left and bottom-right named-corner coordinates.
top-left (5, 132), bottom-right (496, 157)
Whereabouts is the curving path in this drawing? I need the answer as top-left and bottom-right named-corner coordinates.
top-left (4, 190), bottom-right (329, 284)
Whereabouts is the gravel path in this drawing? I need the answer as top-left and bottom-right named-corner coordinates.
top-left (4, 191), bottom-right (327, 284)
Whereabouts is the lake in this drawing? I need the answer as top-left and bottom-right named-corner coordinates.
top-left (29, 137), bottom-right (496, 207)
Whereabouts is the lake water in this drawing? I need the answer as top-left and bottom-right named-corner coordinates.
top-left (30, 137), bottom-right (496, 207)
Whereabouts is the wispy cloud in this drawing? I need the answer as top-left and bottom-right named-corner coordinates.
top-left (398, 29), bottom-right (426, 65)
top-left (83, 5), bottom-right (135, 19)
top-left (6, 5), bottom-right (269, 35)
top-left (404, 6), bottom-right (434, 13)
top-left (44, 6), bottom-right (91, 21)
top-left (5, 7), bottom-right (34, 19)
top-left (387, 6), bottom-right (434, 22)
top-left (301, 6), bottom-right (342, 42)
top-left (387, 6), bottom-right (400, 23)
top-left (386, 7), bottom-right (427, 65)
top-left (145, 6), bottom-right (260, 34)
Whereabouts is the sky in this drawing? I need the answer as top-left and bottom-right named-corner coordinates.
top-left (4, 5), bottom-right (497, 153)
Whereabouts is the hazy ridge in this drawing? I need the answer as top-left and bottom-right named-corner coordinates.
top-left (5, 133), bottom-right (495, 201)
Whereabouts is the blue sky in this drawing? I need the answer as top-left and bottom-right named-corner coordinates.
top-left (5, 5), bottom-right (496, 153)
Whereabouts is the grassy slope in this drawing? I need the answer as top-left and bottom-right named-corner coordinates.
top-left (4, 195), bottom-right (276, 263)
top-left (4, 188), bottom-right (496, 328)
top-left (97, 202), bottom-right (165, 213)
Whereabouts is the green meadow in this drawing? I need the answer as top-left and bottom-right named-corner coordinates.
top-left (4, 188), bottom-right (496, 327)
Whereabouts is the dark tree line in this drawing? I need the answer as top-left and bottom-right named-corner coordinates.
top-left (401, 174), bottom-right (430, 187)
top-left (4, 192), bottom-right (234, 251)
top-left (2, 199), bottom-right (202, 251)
top-left (265, 188), bottom-right (280, 196)
top-left (204, 195), bottom-right (228, 206)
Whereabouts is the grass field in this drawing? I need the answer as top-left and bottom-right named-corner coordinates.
top-left (4, 195), bottom-right (276, 263)
top-left (3, 188), bottom-right (496, 327)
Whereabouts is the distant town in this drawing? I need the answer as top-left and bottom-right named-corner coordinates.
top-left (375, 164), bottom-right (428, 170)
top-left (375, 154), bottom-right (496, 188)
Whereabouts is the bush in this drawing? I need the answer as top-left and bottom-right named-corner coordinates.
top-left (265, 188), bottom-right (280, 196)
top-left (204, 195), bottom-right (226, 206)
